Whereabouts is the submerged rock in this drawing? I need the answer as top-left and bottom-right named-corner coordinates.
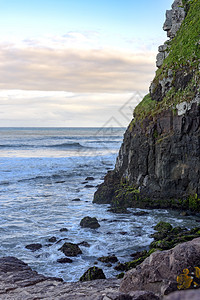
top-left (78, 241), bottom-right (90, 247)
top-left (80, 216), bottom-right (100, 229)
top-left (57, 257), bottom-right (73, 264)
top-left (25, 243), bottom-right (42, 251)
top-left (85, 176), bottom-right (95, 181)
top-left (58, 242), bottom-right (82, 257)
top-left (60, 228), bottom-right (68, 232)
top-left (48, 236), bottom-right (57, 243)
top-left (79, 266), bottom-right (106, 282)
top-left (97, 255), bottom-right (118, 264)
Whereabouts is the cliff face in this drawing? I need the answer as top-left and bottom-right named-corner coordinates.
top-left (94, 0), bottom-right (200, 211)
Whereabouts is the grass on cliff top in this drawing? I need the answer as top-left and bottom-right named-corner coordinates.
top-left (133, 0), bottom-right (200, 123)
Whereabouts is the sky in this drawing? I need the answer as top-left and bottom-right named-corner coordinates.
top-left (0, 0), bottom-right (173, 127)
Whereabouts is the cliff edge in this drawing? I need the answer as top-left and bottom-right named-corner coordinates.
top-left (94, 0), bottom-right (200, 211)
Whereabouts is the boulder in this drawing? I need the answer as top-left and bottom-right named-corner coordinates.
top-left (120, 237), bottom-right (200, 297)
top-left (79, 266), bottom-right (106, 282)
top-left (25, 243), bottom-right (42, 251)
top-left (58, 242), bottom-right (82, 257)
top-left (80, 216), bottom-right (100, 229)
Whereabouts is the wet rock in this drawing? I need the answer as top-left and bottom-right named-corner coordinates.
top-left (80, 216), bottom-right (100, 229)
top-left (72, 198), bottom-right (81, 201)
top-left (60, 228), bottom-right (68, 232)
top-left (85, 184), bottom-right (94, 188)
top-left (57, 257), bottom-right (73, 264)
top-left (133, 211), bottom-right (149, 216)
top-left (97, 255), bottom-right (118, 264)
top-left (108, 207), bottom-right (130, 214)
top-left (79, 266), bottom-right (106, 282)
top-left (58, 242), bottom-right (82, 257)
top-left (154, 221), bottom-right (173, 232)
top-left (48, 236), bottom-right (57, 243)
top-left (78, 241), bottom-right (90, 247)
top-left (120, 237), bottom-right (200, 297)
top-left (25, 243), bottom-right (42, 251)
top-left (180, 211), bottom-right (188, 216)
top-left (85, 176), bottom-right (95, 181)
top-left (119, 231), bottom-right (128, 235)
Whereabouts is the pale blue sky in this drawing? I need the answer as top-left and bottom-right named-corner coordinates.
top-left (0, 0), bottom-right (173, 127)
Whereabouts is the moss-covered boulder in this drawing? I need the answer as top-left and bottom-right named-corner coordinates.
top-left (79, 266), bottom-right (106, 281)
top-left (80, 216), bottom-right (100, 229)
top-left (58, 242), bottom-right (82, 257)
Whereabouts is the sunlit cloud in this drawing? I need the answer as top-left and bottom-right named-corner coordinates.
top-left (0, 34), bottom-right (156, 93)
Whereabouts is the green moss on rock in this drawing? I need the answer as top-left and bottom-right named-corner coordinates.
top-left (79, 266), bottom-right (106, 282)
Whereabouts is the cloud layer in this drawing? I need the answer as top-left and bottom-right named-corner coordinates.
top-left (0, 38), bottom-right (155, 93)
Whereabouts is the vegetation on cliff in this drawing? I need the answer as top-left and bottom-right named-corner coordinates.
top-left (134, 0), bottom-right (200, 122)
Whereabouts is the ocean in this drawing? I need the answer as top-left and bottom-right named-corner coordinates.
top-left (0, 127), bottom-right (198, 281)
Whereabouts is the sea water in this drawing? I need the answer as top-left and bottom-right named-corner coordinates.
top-left (0, 127), bottom-right (198, 281)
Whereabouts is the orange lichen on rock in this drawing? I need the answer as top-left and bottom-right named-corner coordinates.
top-left (177, 268), bottom-right (193, 290)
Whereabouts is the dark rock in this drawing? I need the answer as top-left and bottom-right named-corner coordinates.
top-left (97, 255), bottom-right (118, 264)
top-left (55, 181), bottom-right (65, 183)
top-left (85, 177), bottom-right (95, 181)
top-left (58, 242), bottom-right (82, 257)
top-left (79, 266), bottom-right (106, 281)
top-left (72, 198), bottom-right (81, 201)
top-left (130, 250), bottom-right (148, 259)
top-left (57, 257), bottom-right (73, 263)
top-left (25, 243), bottom-right (42, 251)
top-left (108, 207), bottom-right (130, 214)
top-left (133, 211), bottom-right (149, 216)
top-left (119, 231), bottom-right (128, 235)
top-left (85, 185), bottom-right (94, 188)
top-left (60, 228), bottom-right (68, 232)
top-left (80, 216), bottom-right (100, 229)
top-left (78, 241), bottom-right (90, 247)
top-left (48, 236), bottom-right (57, 243)
top-left (120, 237), bottom-right (200, 297)
top-left (81, 181), bottom-right (88, 184)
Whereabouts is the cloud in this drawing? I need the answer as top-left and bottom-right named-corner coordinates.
top-left (0, 90), bottom-right (144, 127)
top-left (0, 37), bottom-right (156, 93)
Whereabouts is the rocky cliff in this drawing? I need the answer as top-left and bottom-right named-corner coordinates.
top-left (94, 0), bottom-right (200, 211)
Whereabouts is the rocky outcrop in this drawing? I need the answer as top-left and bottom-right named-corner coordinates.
top-left (0, 256), bottom-right (159, 299)
top-left (156, 0), bottom-right (185, 68)
top-left (93, 0), bottom-right (200, 211)
top-left (120, 237), bottom-right (200, 297)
